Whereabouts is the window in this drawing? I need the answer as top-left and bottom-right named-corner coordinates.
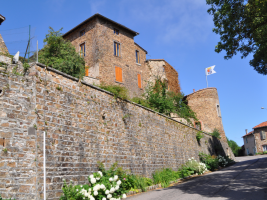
top-left (115, 66), bottom-right (122, 82)
top-left (114, 28), bottom-right (119, 35)
top-left (217, 105), bottom-right (221, 117)
top-left (137, 74), bottom-right (141, 88)
top-left (80, 30), bottom-right (85, 36)
top-left (245, 137), bottom-right (248, 143)
top-left (260, 131), bottom-right (266, 140)
top-left (254, 147), bottom-right (257, 154)
top-left (80, 43), bottom-right (85, 57)
top-left (246, 148), bottom-right (250, 155)
top-left (136, 50), bottom-right (140, 64)
top-left (263, 145), bottom-right (267, 152)
top-left (114, 42), bottom-right (120, 56)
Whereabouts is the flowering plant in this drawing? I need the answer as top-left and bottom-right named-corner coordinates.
top-left (184, 157), bottom-right (208, 175)
top-left (217, 155), bottom-right (228, 167)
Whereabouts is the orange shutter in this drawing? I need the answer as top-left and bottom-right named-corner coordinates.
top-left (85, 66), bottom-right (89, 76)
top-left (137, 74), bottom-right (141, 88)
top-left (115, 66), bottom-right (122, 82)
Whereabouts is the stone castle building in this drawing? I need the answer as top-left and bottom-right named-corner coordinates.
top-left (184, 87), bottom-right (227, 142)
top-left (63, 13), bottom-right (180, 97)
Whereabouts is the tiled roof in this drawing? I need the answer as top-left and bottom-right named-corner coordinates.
top-left (63, 13), bottom-right (139, 37)
top-left (253, 121), bottom-right (267, 129)
top-left (242, 131), bottom-right (253, 137)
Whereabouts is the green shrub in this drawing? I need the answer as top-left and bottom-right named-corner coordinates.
top-left (211, 128), bottom-right (221, 139)
top-left (199, 153), bottom-right (219, 171)
top-left (98, 84), bottom-right (129, 100)
top-left (152, 168), bottom-right (180, 188)
top-left (196, 131), bottom-right (204, 142)
top-left (183, 157), bottom-right (208, 175)
top-left (39, 27), bottom-right (85, 79)
top-left (263, 151), bottom-right (267, 154)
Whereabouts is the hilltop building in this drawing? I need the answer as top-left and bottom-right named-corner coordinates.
top-left (63, 13), bottom-right (180, 97)
top-left (243, 121), bottom-right (267, 155)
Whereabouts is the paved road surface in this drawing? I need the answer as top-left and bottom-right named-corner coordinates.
top-left (127, 155), bottom-right (267, 200)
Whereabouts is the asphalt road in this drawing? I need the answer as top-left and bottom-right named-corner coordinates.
top-left (127, 155), bottom-right (267, 200)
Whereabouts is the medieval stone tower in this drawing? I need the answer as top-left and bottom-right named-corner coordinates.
top-left (184, 87), bottom-right (227, 142)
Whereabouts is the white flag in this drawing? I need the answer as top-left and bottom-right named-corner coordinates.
top-left (205, 65), bottom-right (216, 76)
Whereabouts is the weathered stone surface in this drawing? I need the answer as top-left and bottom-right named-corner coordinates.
top-left (0, 63), bottom-right (233, 200)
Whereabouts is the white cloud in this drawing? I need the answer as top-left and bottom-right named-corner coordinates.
top-left (124, 0), bottom-right (213, 45)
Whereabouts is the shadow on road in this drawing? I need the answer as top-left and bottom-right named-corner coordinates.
top-left (150, 156), bottom-right (267, 200)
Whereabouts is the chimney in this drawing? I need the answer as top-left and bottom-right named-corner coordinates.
top-left (193, 89), bottom-right (195, 92)
top-left (245, 129), bottom-right (248, 134)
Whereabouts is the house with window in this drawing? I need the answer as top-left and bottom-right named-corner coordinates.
top-left (242, 121), bottom-right (267, 155)
top-left (63, 13), bottom-right (180, 97)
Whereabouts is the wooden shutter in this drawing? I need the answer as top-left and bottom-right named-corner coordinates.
top-left (137, 74), bottom-right (141, 88)
top-left (115, 66), bottom-right (122, 82)
top-left (85, 66), bottom-right (89, 76)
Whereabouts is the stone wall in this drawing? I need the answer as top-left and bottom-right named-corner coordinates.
top-left (0, 34), bottom-right (9, 54)
top-left (185, 88), bottom-right (227, 142)
top-left (0, 63), bottom-right (233, 200)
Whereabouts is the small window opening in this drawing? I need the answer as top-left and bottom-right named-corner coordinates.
top-left (80, 43), bottom-right (85, 57)
top-left (114, 42), bottom-right (120, 56)
top-left (136, 50), bottom-right (140, 64)
top-left (0, 89), bottom-right (3, 96)
top-left (80, 30), bottom-right (85, 36)
top-left (217, 105), bottom-right (221, 117)
top-left (114, 28), bottom-right (119, 35)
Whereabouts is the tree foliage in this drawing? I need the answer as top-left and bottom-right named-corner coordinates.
top-left (206, 0), bottom-right (267, 75)
top-left (132, 79), bottom-right (197, 124)
top-left (227, 137), bottom-right (242, 156)
top-left (39, 27), bottom-right (85, 78)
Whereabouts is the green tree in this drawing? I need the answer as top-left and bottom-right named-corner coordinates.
top-left (227, 137), bottom-right (241, 156)
top-left (206, 0), bottom-right (267, 75)
top-left (39, 27), bottom-right (85, 78)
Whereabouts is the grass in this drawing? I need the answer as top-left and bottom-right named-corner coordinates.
top-left (98, 84), bottom-right (129, 100)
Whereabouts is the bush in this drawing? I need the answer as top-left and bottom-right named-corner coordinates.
top-left (152, 168), bottom-right (180, 188)
top-left (211, 128), bottom-right (221, 139)
top-left (199, 153), bottom-right (219, 171)
top-left (98, 84), bottom-right (129, 100)
top-left (264, 151), bottom-right (267, 154)
top-left (196, 131), bottom-right (204, 142)
top-left (227, 138), bottom-right (242, 156)
top-left (183, 157), bottom-right (208, 175)
top-left (60, 165), bottom-right (128, 200)
top-left (39, 27), bottom-right (85, 79)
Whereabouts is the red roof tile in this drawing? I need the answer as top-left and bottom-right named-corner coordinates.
top-left (242, 131), bottom-right (253, 137)
top-left (253, 121), bottom-right (267, 129)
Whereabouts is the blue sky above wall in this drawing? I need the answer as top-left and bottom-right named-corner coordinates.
top-left (1, 0), bottom-right (266, 146)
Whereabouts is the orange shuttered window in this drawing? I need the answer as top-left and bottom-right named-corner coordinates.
top-left (137, 74), bottom-right (141, 88)
top-left (85, 67), bottom-right (89, 76)
top-left (115, 66), bottom-right (122, 82)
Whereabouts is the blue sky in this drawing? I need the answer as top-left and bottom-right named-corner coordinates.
top-left (1, 0), bottom-right (266, 146)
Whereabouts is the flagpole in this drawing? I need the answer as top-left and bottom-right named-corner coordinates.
top-left (206, 74), bottom-right (208, 88)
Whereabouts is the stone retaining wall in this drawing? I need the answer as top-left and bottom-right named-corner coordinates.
top-left (0, 63), bottom-right (234, 200)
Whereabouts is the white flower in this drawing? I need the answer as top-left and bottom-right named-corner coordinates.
top-left (90, 174), bottom-right (94, 179)
top-left (96, 177), bottom-right (100, 180)
top-left (114, 175), bottom-right (118, 181)
top-left (105, 190), bottom-right (110, 195)
top-left (115, 185), bottom-right (119, 190)
top-left (91, 178), bottom-right (96, 184)
top-left (109, 177), bottom-right (113, 182)
top-left (77, 189), bottom-right (79, 191)
top-left (107, 194), bottom-right (112, 199)
top-left (102, 198), bottom-right (107, 200)
top-left (110, 187), bottom-right (115, 193)
top-left (117, 180), bottom-right (122, 185)
top-left (100, 184), bottom-right (106, 190)
top-left (191, 157), bottom-right (194, 160)
top-left (98, 171), bottom-right (103, 177)
top-left (94, 191), bottom-right (98, 196)
top-left (122, 194), bottom-right (127, 199)
top-left (90, 197), bottom-right (95, 200)
top-left (93, 184), bottom-right (100, 191)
